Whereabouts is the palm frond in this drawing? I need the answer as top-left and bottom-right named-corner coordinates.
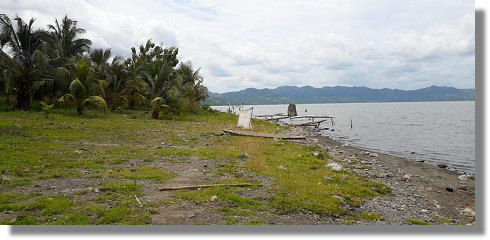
top-left (58, 93), bottom-right (75, 104)
top-left (82, 95), bottom-right (107, 111)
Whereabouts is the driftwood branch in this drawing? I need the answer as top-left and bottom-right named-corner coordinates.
top-left (158, 183), bottom-right (262, 191)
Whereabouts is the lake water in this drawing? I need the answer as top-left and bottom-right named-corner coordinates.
top-left (212, 101), bottom-right (475, 175)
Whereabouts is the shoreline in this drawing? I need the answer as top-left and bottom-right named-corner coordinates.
top-left (291, 126), bottom-right (476, 224)
top-left (319, 131), bottom-right (475, 176)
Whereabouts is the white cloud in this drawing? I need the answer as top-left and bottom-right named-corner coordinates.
top-left (1, 0), bottom-right (475, 92)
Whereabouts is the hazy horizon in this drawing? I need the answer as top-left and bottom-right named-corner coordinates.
top-left (210, 84), bottom-right (475, 94)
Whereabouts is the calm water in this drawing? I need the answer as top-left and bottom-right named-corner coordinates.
top-left (213, 101), bottom-right (475, 175)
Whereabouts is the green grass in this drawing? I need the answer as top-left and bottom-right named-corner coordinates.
top-left (359, 211), bottom-right (383, 221)
top-left (225, 137), bottom-right (391, 216)
top-left (0, 108), bottom-right (391, 224)
top-left (406, 218), bottom-right (430, 225)
top-left (89, 166), bottom-right (175, 182)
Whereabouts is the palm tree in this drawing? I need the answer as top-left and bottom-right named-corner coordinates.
top-left (48, 15), bottom-right (91, 58)
top-left (141, 62), bottom-right (176, 119)
top-left (176, 61), bottom-right (208, 103)
top-left (89, 48), bottom-right (112, 67)
top-left (106, 57), bottom-right (130, 111)
top-left (58, 58), bottom-right (107, 115)
top-left (0, 14), bottom-right (51, 110)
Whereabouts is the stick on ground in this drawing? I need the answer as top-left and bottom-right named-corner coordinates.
top-left (158, 183), bottom-right (262, 191)
top-left (134, 195), bottom-right (142, 207)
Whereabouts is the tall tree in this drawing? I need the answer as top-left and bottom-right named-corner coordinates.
top-left (106, 57), bottom-right (130, 111)
top-left (141, 62), bottom-right (176, 119)
top-left (48, 15), bottom-right (91, 58)
top-left (0, 14), bottom-right (51, 110)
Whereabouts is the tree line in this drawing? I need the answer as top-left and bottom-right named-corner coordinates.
top-left (0, 14), bottom-right (208, 118)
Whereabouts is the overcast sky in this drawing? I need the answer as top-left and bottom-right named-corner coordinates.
top-left (1, 0), bottom-right (475, 93)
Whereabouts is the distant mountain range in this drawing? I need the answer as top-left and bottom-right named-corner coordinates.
top-left (205, 85), bottom-right (475, 105)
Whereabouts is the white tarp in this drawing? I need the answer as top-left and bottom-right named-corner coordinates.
top-left (237, 109), bottom-right (253, 129)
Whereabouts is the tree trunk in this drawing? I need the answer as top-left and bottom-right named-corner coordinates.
top-left (151, 108), bottom-right (160, 119)
top-left (76, 105), bottom-right (83, 115)
top-left (111, 103), bottom-right (118, 112)
top-left (15, 87), bottom-right (30, 111)
top-left (128, 91), bottom-right (135, 110)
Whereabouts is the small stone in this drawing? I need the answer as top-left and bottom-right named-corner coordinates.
top-left (94, 188), bottom-right (99, 193)
top-left (445, 187), bottom-right (454, 192)
top-left (210, 195), bottom-right (218, 202)
top-left (313, 152), bottom-right (319, 157)
top-left (403, 174), bottom-right (412, 180)
top-left (364, 151), bottom-right (371, 155)
top-left (421, 209), bottom-right (429, 213)
top-left (458, 175), bottom-right (469, 181)
top-left (411, 152), bottom-right (416, 154)
top-left (370, 153), bottom-right (379, 158)
top-left (326, 163), bottom-right (343, 172)
top-left (317, 182), bottom-right (323, 186)
top-left (385, 173), bottom-right (394, 178)
top-left (417, 159), bottom-right (425, 163)
top-left (437, 163), bottom-right (447, 168)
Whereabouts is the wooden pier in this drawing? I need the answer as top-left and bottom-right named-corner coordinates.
top-left (254, 113), bottom-right (335, 128)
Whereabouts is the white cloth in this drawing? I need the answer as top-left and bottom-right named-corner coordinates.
top-left (237, 109), bottom-right (253, 129)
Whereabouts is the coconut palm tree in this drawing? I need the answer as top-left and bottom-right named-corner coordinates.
top-left (176, 61), bottom-right (208, 103)
top-left (141, 62), bottom-right (176, 119)
top-left (0, 14), bottom-right (52, 110)
top-left (58, 58), bottom-right (107, 115)
top-left (106, 57), bottom-right (130, 111)
top-left (48, 15), bottom-right (91, 58)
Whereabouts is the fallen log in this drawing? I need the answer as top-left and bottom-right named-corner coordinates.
top-left (158, 183), bottom-right (262, 191)
top-left (223, 129), bottom-right (305, 139)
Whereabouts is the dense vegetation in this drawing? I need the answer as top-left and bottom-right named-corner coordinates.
top-left (206, 85), bottom-right (475, 105)
top-left (0, 14), bottom-right (208, 118)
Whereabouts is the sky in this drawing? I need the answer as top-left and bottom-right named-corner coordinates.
top-left (1, 0), bottom-right (475, 93)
